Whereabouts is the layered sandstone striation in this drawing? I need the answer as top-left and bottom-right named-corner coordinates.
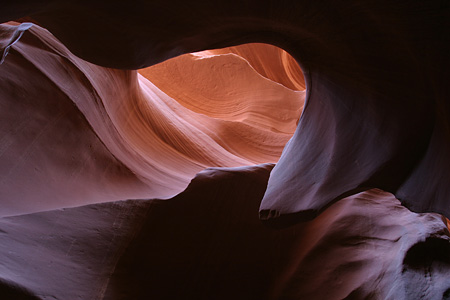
top-left (0, 1), bottom-right (449, 299)
top-left (0, 22), bottom-right (303, 216)
top-left (1, 0), bottom-right (447, 223)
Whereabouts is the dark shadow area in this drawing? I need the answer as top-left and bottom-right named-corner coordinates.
top-left (0, 279), bottom-right (40, 300)
top-left (403, 237), bottom-right (450, 269)
top-left (402, 237), bottom-right (450, 299)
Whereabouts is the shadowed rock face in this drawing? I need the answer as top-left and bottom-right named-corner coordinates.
top-left (2, 0), bottom-right (449, 225)
top-left (0, 165), bottom-right (449, 299)
top-left (0, 1), bottom-right (450, 299)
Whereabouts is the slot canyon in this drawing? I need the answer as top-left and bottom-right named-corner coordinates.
top-left (0, 1), bottom-right (449, 299)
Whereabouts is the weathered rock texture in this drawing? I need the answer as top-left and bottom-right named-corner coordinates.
top-left (0, 1), bottom-right (449, 299)
top-left (1, 0), bottom-right (448, 224)
top-left (0, 165), bottom-right (449, 299)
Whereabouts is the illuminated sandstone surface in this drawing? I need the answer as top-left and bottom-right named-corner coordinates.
top-left (0, 23), bottom-right (303, 216)
top-left (3, 0), bottom-right (448, 223)
top-left (0, 1), bottom-right (450, 299)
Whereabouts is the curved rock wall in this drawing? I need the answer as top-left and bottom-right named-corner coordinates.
top-left (0, 165), bottom-right (449, 299)
top-left (0, 22), bottom-right (302, 216)
top-left (0, 1), bottom-right (449, 299)
top-left (2, 0), bottom-right (448, 223)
